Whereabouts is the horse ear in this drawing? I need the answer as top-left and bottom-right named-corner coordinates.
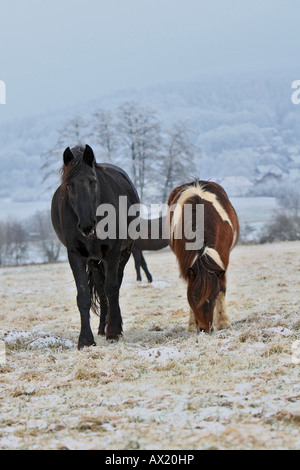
top-left (187, 267), bottom-right (196, 284)
top-left (83, 145), bottom-right (96, 167)
top-left (63, 147), bottom-right (74, 166)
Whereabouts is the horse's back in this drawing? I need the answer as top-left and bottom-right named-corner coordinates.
top-left (168, 180), bottom-right (239, 267)
top-left (97, 163), bottom-right (140, 204)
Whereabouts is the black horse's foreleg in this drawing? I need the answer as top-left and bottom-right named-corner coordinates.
top-left (68, 251), bottom-right (95, 349)
top-left (89, 261), bottom-right (108, 336)
top-left (105, 274), bottom-right (122, 340)
top-left (104, 247), bottom-right (131, 341)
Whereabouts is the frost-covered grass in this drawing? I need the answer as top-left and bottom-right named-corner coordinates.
top-left (0, 242), bottom-right (299, 450)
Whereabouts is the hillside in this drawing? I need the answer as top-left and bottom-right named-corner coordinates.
top-left (1, 71), bottom-right (300, 206)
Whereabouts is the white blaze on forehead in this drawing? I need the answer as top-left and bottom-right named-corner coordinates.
top-left (203, 247), bottom-right (225, 270)
top-left (189, 247), bottom-right (225, 270)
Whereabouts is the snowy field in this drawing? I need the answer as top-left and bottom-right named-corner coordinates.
top-left (0, 242), bottom-right (299, 450)
top-left (231, 197), bottom-right (278, 230)
top-left (0, 199), bottom-right (51, 221)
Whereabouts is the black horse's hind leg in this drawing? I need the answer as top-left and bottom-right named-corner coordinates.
top-left (140, 252), bottom-right (153, 283)
top-left (68, 251), bottom-right (95, 349)
top-left (132, 247), bottom-right (142, 281)
top-left (132, 247), bottom-right (153, 283)
top-left (118, 247), bottom-right (132, 287)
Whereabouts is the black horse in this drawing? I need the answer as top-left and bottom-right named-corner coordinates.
top-left (51, 145), bottom-right (140, 349)
top-left (131, 216), bottom-right (169, 282)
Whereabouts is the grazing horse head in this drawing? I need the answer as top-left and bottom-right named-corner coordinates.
top-left (186, 249), bottom-right (226, 333)
top-left (62, 145), bottom-right (99, 238)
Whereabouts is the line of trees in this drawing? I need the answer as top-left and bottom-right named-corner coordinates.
top-left (0, 210), bottom-right (62, 267)
top-left (41, 101), bottom-right (201, 203)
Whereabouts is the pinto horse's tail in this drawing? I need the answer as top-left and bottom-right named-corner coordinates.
top-left (87, 265), bottom-right (101, 317)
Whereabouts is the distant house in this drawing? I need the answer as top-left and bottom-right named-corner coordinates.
top-left (255, 165), bottom-right (284, 185)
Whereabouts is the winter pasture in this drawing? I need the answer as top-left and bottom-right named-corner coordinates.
top-left (0, 241), bottom-right (299, 450)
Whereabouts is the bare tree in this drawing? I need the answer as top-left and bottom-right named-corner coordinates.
top-left (0, 220), bottom-right (28, 266)
top-left (260, 211), bottom-right (300, 243)
top-left (40, 105), bottom-right (201, 206)
top-left (161, 121), bottom-right (200, 202)
top-left (28, 210), bottom-right (61, 263)
top-left (41, 115), bottom-right (88, 184)
top-left (117, 102), bottom-right (162, 202)
top-left (88, 109), bottom-right (119, 162)
top-left (276, 184), bottom-right (300, 218)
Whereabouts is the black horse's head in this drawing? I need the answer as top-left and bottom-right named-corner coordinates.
top-left (62, 145), bottom-right (99, 238)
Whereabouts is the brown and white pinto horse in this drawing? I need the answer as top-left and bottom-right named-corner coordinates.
top-left (168, 180), bottom-right (239, 333)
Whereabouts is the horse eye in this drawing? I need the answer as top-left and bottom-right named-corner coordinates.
top-left (90, 180), bottom-right (97, 187)
top-left (193, 297), bottom-right (199, 303)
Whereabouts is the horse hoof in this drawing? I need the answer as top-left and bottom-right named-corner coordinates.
top-left (106, 332), bottom-right (122, 342)
top-left (98, 326), bottom-right (106, 336)
top-left (78, 337), bottom-right (96, 350)
top-left (216, 321), bottom-right (232, 330)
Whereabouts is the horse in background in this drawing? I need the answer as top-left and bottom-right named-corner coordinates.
top-left (168, 180), bottom-right (239, 333)
top-left (132, 216), bottom-right (169, 282)
top-left (51, 145), bottom-right (140, 348)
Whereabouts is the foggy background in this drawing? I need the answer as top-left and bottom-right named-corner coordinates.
top-left (1, 0), bottom-right (299, 120)
top-left (0, 0), bottom-right (300, 264)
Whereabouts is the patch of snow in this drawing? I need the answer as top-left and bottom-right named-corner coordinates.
top-left (262, 327), bottom-right (295, 338)
top-left (4, 330), bottom-right (74, 350)
top-left (137, 346), bottom-right (183, 363)
top-left (197, 406), bottom-right (234, 423)
top-left (151, 281), bottom-right (171, 289)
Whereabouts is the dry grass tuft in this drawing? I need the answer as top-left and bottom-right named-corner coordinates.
top-left (0, 242), bottom-right (300, 450)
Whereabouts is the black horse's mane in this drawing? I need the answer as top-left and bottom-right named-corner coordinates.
top-left (60, 146), bottom-right (104, 191)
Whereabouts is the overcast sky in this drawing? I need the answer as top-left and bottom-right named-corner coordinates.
top-left (0, 0), bottom-right (299, 120)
